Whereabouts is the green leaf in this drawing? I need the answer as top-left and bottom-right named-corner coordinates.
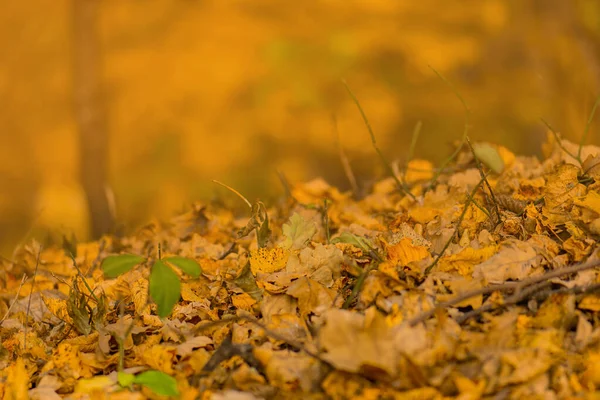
top-left (149, 260), bottom-right (181, 318)
top-left (117, 371), bottom-right (135, 389)
top-left (281, 213), bottom-right (317, 250)
top-left (473, 142), bottom-right (504, 174)
top-left (164, 256), bottom-right (202, 278)
top-left (133, 370), bottom-right (179, 396)
top-left (331, 232), bottom-right (374, 253)
top-left (101, 254), bottom-right (146, 278)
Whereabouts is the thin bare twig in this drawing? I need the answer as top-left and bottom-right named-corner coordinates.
top-left (456, 279), bottom-right (600, 325)
top-left (24, 246), bottom-right (42, 351)
top-left (465, 190), bottom-right (491, 220)
top-left (341, 79), bottom-right (417, 202)
top-left (424, 175), bottom-right (487, 275)
top-left (455, 280), bottom-right (553, 324)
top-left (578, 93), bottom-right (600, 160)
top-left (465, 136), bottom-right (501, 224)
top-left (532, 281), bottom-right (600, 302)
top-left (426, 67), bottom-right (470, 191)
top-left (193, 314), bottom-right (331, 366)
top-left (218, 242), bottom-right (237, 260)
top-left (410, 255), bottom-right (600, 326)
top-left (0, 274), bottom-right (27, 327)
top-left (332, 114), bottom-right (359, 197)
top-left (276, 170), bottom-right (294, 201)
top-left (540, 118), bottom-right (580, 164)
top-left (213, 180), bottom-right (252, 209)
top-left (403, 120), bottom-right (423, 183)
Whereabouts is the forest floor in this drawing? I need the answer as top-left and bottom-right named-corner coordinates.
top-left (2, 135), bottom-right (600, 399)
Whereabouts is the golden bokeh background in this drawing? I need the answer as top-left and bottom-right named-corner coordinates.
top-left (2, 0), bottom-right (600, 255)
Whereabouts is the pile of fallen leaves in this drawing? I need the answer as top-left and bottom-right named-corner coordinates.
top-left (3, 135), bottom-right (600, 399)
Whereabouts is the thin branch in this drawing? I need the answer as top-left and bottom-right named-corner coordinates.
top-left (322, 199), bottom-right (331, 244)
top-left (540, 118), bottom-right (580, 163)
top-left (410, 254), bottom-right (600, 326)
top-left (341, 79), bottom-right (417, 202)
top-left (193, 314), bottom-right (331, 366)
top-left (276, 170), bottom-right (295, 201)
top-left (0, 274), bottom-right (27, 327)
top-left (332, 114), bottom-right (359, 197)
top-left (24, 246), bottom-right (42, 351)
top-left (424, 175), bottom-right (487, 275)
top-left (455, 280), bottom-right (552, 324)
top-left (407, 121), bottom-right (423, 166)
top-left (403, 120), bottom-right (423, 183)
top-left (465, 136), bottom-right (501, 223)
top-left (213, 180), bottom-right (252, 209)
top-left (578, 93), bottom-right (600, 160)
top-left (218, 242), bottom-right (237, 260)
top-left (465, 190), bottom-right (491, 220)
top-left (426, 67), bottom-right (470, 190)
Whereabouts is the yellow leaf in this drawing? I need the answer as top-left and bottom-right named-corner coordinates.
top-left (41, 294), bottom-right (73, 324)
top-left (4, 358), bottom-right (29, 400)
top-left (141, 344), bottom-right (176, 374)
top-left (249, 247), bottom-right (289, 275)
top-left (386, 238), bottom-right (429, 266)
top-left (574, 190), bottom-right (600, 215)
top-left (74, 376), bottom-right (114, 394)
top-left (405, 159), bottom-right (434, 183)
top-left (231, 293), bottom-right (257, 311)
top-left (453, 373), bottom-right (486, 398)
top-left (408, 206), bottom-right (443, 224)
top-left (579, 295), bottom-right (600, 311)
top-left (437, 245), bottom-right (497, 276)
top-left (581, 351), bottom-right (600, 388)
top-left (440, 278), bottom-right (483, 309)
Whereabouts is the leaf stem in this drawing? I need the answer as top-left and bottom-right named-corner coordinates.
top-left (213, 180), bottom-right (252, 209)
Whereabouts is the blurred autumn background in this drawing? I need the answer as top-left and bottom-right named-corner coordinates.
top-left (2, 0), bottom-right (600, 256)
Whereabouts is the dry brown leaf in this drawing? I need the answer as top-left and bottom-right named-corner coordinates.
top-left (473, 240), bottom-right (541, 283)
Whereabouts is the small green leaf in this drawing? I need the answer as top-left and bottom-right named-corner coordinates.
top-left (101, 254), bottom-right (146, 278)
top-left (133, 370), bottom-right (179, 396)
top-left (281, 213), bottom-right (317, 250)
top-left (149, 260), bottom-right (181, 318)
top-left (331, 232), bottom-right (374, 253)
top-left (117, 371), bottom-right (135, 389)
top-left (164, 256), bottom-right (202, 278)
top-left (473, 142), bottom-right (504, 174)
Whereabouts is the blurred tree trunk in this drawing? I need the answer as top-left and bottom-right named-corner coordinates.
top-left (72, 0), bottom-right (113, 238)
